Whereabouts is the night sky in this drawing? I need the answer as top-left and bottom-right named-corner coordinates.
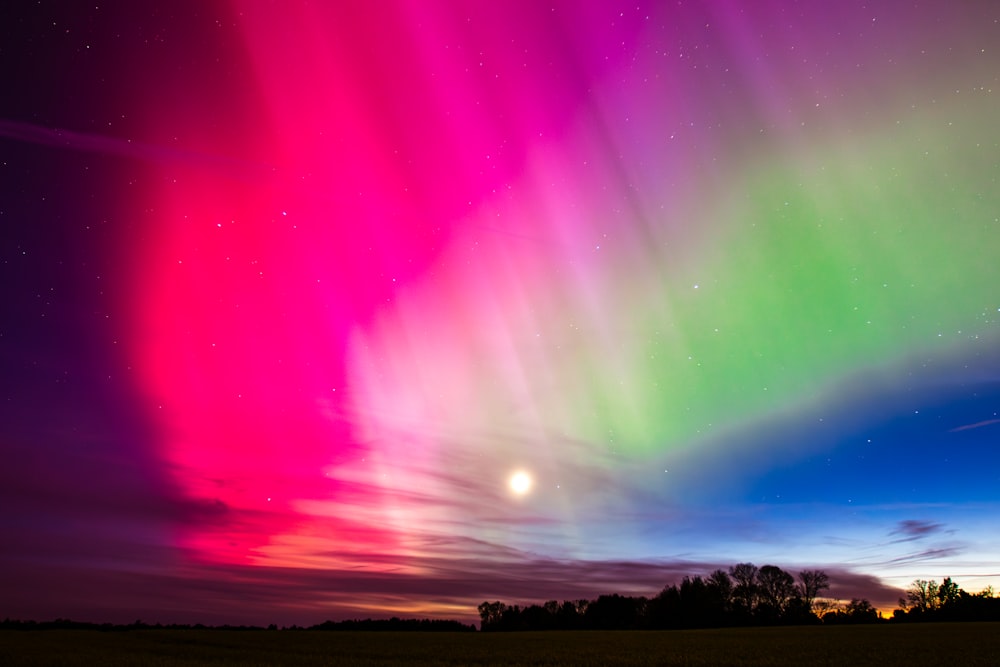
top-left (2, 1), bottom-right (998, 625)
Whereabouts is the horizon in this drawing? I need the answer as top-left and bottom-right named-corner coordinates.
top-left (2, 0), bottom-right (998, 628)
top-left (0, 560), bottom-right (980, 627)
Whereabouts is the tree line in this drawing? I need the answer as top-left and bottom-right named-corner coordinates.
top-left (479, 563), bottom-right (1000, 631)
top-left (889, 578), bottom-right (1000, 623)
top-left (5, 569), bottom-right (996, 633)
top-left (0, 618), bottom-right (476, 632)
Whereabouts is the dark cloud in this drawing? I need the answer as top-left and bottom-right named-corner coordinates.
top-left (878, 546), bottom-right (965, 567)
top-left (0, 536), bottom-right (910, 626)
top-left (891, 520), bottom-right (945, 539)
top-left (821, 568), bottom-right (905, 611)
top-left (0, 551), bottom-right (679, 625)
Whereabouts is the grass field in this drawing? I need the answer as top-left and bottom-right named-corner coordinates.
top-left (3, 623), bottom-right (999, 666)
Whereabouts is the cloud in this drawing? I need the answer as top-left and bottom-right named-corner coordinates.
top-left (0, 533), bottom-right (911, 626)
top-left (878, 546), bottom-right (965, 567)
top-left (821, 568), bottom-right (906, 610)
top-left (0, 548), bottom-right (687, 625)
top-left (950, 418), bottom-right (1000, 433)
top-left (891, 520), bottom-right (945, 540)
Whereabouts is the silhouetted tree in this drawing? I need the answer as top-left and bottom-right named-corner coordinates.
top-left (812, 598), bottom-right (839, 618)
top-left (500, 604), bottom-right (525, 630)
top-left (477, 601), bottom-right (507, 630)
top-left (823, 598), bottom-right (879, 624)
top-left (797, 570), bottom-right (830, 612)
top-left (845, 598), bottom-right (878, 623)
top-left (937, 577), bottom-right (961, 608)
top-left (782, 595), bottom-right (817, 624)
top-left (729, 562), bottom-right (759, 619)
top-left (951, 587), bottom-right (1000, 621)
top-left (678, 576), bottom-right (713, 628)
top-left (554, 600), bottom-right (581, 629)
top-left (905, 579), bottom-right (940, 613)
top-left (757, 565), bottom-right (796, 622)
top-left (647, 584), bottom-right (682, 629)
top-left (705, 569), bottom-right (735, 624)
top-left (469, 564), bottom-right (1000, 631)
top-left (584, 594), bottom-right (647, 630)
top-left (520, 604), bottom-right (553, 630)
top-left (707, 569), bottom-right (733, 607)
top-left (898, 582), bottom-right (1000, 622)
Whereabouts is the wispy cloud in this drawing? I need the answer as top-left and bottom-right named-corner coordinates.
top-left (876, 546), bottom-right (965, 567)
top-left (950, 418), bottom-right (1000, 433)
top-left (891, 519), bottom-right (945, 540)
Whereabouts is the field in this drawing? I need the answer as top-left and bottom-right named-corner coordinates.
top-left (3, 623), bottom-right (1000, 666)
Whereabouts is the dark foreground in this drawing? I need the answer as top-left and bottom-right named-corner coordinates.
top-left (3, 622), bottom-right (999, 666)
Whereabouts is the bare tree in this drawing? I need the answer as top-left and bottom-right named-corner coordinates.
top-left (798, 570), bottom-right (830, 612)
top-left (905, 579), bottom-right (940, 612)
top-left (757, 565), bottom-right (796, 615)
top-left (729, 562), bottom-right (759, 613)
top-left (813, 598), bottom-right (840, 618)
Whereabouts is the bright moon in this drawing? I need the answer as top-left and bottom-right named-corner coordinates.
top-left (509, 471), bottom-right (532, 495)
